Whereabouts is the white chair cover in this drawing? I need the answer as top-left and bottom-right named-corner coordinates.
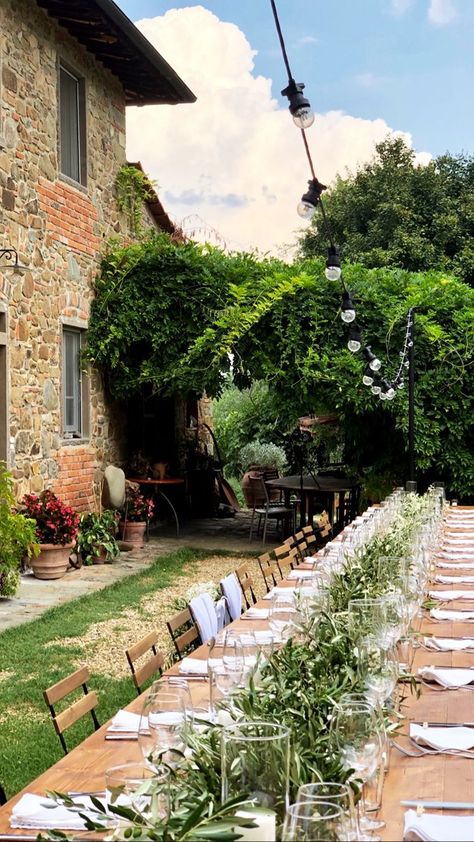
top-left (215, 596), bottom-right (228, 630)
top-left (189, 593), bottom-right (218, 643)
top-left (220, 573), bottom-right (242, 621)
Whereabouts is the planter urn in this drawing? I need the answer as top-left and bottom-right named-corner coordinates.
top-left (30, 543), bottom-right (73, 580)
top-left (120, 521), bottom-right (146, 548)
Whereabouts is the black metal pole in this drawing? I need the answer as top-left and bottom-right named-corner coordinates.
top-left (408, 312), bottom-right (415, 483)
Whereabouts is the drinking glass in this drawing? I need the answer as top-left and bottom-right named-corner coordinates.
top-left (282, 801), bottom-right (344, 841)
top-left (138, 686), bottom-right (189, 767)
top-left (296, 782), bottom-right (357, 839)
top-left (269, 593), bottom-right (297, 642)
top-left (348, 598), bottom-right (387, 644)
top-left (223, 629), bottom-right (257, 684)
top-left (222, 721), bottom-right (290, 828)
top-left (357, 636), bottom-right (399, 706)
top-left (105, 762), bottom-right (169, 833)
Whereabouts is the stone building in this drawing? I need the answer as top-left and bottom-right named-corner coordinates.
top-left (0, 0), bottom-right (195, 510)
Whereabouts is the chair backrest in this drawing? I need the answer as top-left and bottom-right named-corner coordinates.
top-left (0, 783), bottom-right (6, 805)
top-left (166, 607), bottom-right (200, 660)
top-left (258, 552), bottom-right (281, 592)
top-left (189, 593), bottom-right (218, 643)
top-left (220, 573), bottom-right (243, 621)
top-left (235, 562), bottom-right (257, 608)
top-left (316, 510), bottom-right (332, 540)
top-left (302, 525), bottom-right (318, 554)
top-left (125, 630), bottom-right (165, 695)
top-left (292, 529), bottom-right (309, 560)
top-left (274, 543), bottom-right (299, 577)
top-left (249, 475), bottom-right (268, 507)
top-left (102, 465), bottom-right (126, 510)
top-left (43, 666), bottom-right (100, 755)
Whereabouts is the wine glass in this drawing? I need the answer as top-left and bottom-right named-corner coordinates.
top-left (105, 761), bottom-right (170, 832)
top-left (357, 635), bottom-right (399, 707)
top-left (296, 782), bottom-right (357, 840)
top-left (330, 699), bottom-right (384, 840)
top-left (282, 801), bottom-right (344, 841)
top-left (138, 687), bottom-right (189, 768)
top-left (269, 592), bottom-right (297, 642)
top-left (223, 629), bottom-right (257, 685)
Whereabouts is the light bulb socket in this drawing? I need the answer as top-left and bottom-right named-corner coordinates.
top-left (363, 345), bottom-right (381, 371)
top-left (341, 291), bottom-right (356, 323)
top-left (300, 177), bottom-right (327, 210)
top-left (281, 79), bottom-right (311, 117)
top-left (326, 245), bottom-right (341, 272)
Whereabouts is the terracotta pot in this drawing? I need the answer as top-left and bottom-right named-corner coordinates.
top-left (30, 543), bottom-right (73, 580)
top-left (91, 548), bottom-right (108, 565)
top-left (120, 521), bottom-right (146, 548)
top-left (241, 467), bottom-right (282, 507)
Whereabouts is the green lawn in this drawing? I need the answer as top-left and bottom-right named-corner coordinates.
top-left (0, 547), bottom-right (251, 798)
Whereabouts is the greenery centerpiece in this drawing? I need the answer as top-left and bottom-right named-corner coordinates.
top-left (0, 464), bottom-right (39, 597)
top-left (75, 510), bottom-right (120, 565)
top-left (21, 490), bottom-right (78, 580)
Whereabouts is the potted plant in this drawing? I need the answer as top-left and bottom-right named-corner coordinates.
top-left (22, 490), bottom-right (79, 579)
top-left (239, 440), bottom-right (287, 507)
top-left (0, 464), bottom-right (39, 597)
top-left (120, 486), bottom-right (154, 547)
top-left (75, 510), bottom-right (120, 565)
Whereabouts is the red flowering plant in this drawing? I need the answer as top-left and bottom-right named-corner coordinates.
top-left (124, 486), bottom-right (155, 522)
top-left (22, 490), bottom-right (79, 546)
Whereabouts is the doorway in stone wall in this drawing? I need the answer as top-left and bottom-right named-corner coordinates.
top-left (125, 393), bottom-right (178, 478)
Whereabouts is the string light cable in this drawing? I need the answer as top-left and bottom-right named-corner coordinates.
top-left (268, 0), bottom-right (411, 401)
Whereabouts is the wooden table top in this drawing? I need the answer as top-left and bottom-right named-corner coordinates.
top-left (127, 477), bottom-right (185, 486)
top-left (1, 507), bottom-right (474, 840)
top-left (266, 474), bottom-right (359, 492)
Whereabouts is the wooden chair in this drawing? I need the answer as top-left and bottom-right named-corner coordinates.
top-left (258, 552), bottom-right (281, 593)
top-left (248, 476), bottom-right (294, 544)
top-left (235, 561), bottom-right (257, 609)
top-left (315, 510), bottom-right (333, 545)
top-left (166, 607), bottom-right (200, 661)
top-left (274, 543), bottom-right (299, 578)
top-left (43, 667), bottom-right (100, 755)
top-left (125, 631), bottom-right (165, 695)
top-left (292, 526), bottom-right (318, 560)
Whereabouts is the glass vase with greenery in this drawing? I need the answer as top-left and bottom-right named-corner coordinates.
top-left (75, 510), bottom-right (120, 565)
top-left (0, 464), bottom-right (39, 597)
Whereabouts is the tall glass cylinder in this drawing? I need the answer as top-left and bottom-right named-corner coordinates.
top-left (221, 721), bottom-right (290, 839)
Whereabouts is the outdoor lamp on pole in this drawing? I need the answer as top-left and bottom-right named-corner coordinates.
top-left (281, 79), bottom-right (315, 129)
top-left (297, 177), bottom-right (326, 220)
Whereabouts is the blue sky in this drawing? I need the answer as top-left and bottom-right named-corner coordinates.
top-left (118, 0), bottom-right (473, 157)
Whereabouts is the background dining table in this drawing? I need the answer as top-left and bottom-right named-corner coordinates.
top-left (265, 473), bottom-right (360, 532)
top-left (1, 508), bottom-right (474, 841)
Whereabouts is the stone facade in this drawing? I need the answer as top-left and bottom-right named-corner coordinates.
top-left (0, 0), bottom-right (156, 510)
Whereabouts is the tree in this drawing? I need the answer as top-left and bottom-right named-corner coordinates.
top-left (298, 137), bottom-right (474, 286)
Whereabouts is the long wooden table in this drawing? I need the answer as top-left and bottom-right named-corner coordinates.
top-left (1, 507), bottom-right (473, 841)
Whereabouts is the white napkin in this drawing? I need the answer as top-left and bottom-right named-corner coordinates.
top-left (418, 666), bottom-right (474, 688)
top-left (11, 793), bottom-right (100, 830)
top-left (107, 709), bottom-right (142, 733)
top-left (410, 723), bottom-right (474, 751)
top-left (429, 589), bottom-right (474, 601)
top-left (424, 636), bottom-right (474, 651)
top-left (404, 809), bottom-right (474, 841)
top-left (288, 569), bottom-right (315, 580)
top-left (431, 608), bottom-right (474, 621)
top-left (178, 658), bottom-right (209, 676)
top-left (263, 586), bottom-right (313, 600)
top-left (243, 607), bottom-right (269, 620)
top-left (304, 556), bottom-right (318, 565)
top-left (445, 538), bottom-right (474, 546)
top-left (437, 561), bottom-right (474, 569)
top-left (436, 575), bottom-right (474, 584)
top-left (438, 551), bottom-right (474, 559)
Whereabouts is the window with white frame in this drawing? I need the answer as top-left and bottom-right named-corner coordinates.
top-left (62, 327), bottom-right (87, 438)
top-left (59, 63), bottom-right (86, 185)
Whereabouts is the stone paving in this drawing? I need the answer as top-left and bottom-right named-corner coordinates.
top-left (0, 511), bottom-right (274, 634)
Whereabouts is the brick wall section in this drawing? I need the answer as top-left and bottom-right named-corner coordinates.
top-left (53, 447), bottom-right (97, 511)
top-left (37, 179), bottom-right (100, 257)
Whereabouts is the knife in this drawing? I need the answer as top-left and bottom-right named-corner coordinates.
top-left (411, 721), bottom-right (474, 728)
top-left (401, 800), bottom-right (474, 809)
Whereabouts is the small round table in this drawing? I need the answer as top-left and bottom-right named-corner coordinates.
top-left (128, 478), bottom-right (185, 537)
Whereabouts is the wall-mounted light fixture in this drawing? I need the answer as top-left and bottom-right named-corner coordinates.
top-left (0, 247), bottom-right (27, 271)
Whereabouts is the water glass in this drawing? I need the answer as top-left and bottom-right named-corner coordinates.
top-left (269, 593), bottom-right (297, 642)
top-left (296, 782), bottom-right (357, 839)
top-left (282, 801), bottom-right (344, 841)
top-left (105, 762), bottom-right (169, 832)
top-left (138, 687), bottom-right (189, 767)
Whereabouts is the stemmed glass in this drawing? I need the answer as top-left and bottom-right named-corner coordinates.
top-left (357, 635), bottom-right (399, 707)
top-left (296, 782), bottom-right (358, 840)
top-left (282, 801), bottom-right (344, 841)
top-left (138, 686), bottom-right (190, 768)
top-left (330, 699), bottom-right (384, 841)
top-left (269, 593), bottom-right (297, 642)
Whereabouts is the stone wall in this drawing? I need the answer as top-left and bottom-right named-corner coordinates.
top-left (0, 0), bottom-right (148, 510)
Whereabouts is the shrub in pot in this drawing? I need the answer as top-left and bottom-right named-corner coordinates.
top-left (239, 441), bottom-right (287, 507)
top-left (22, 490), bottom-right (79, 580)
top-left (0, 464), bottom-right (39, 597)
top-left (75, 510), bottom-right (120, 565)
top-left (120, 487), bottom-right (154, 547)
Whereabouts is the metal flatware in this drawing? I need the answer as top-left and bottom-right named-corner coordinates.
top-left (411, 721), bottom-right (474, 728)
top-left (401, 799), bottom-right (474, 809)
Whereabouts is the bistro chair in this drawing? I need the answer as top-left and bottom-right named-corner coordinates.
top-left (235, 561), bottom-right (258, 609)
top-left (274, 543), bottom-right (299, 578)
top-left (220, 573), bottom-right (243, 621)
top-left (188, 592), bottom-right (225, 643)
top-left (258, 551), bottom-right (282, 593)
top-left (166, 607), bottom-right (200, 661)
top-left (43, 667), bottom-right (100, 755)
top-left (125, 631), bottom-right (165, 696)
top-left (248, 476), bottom-right (294, 544)
top-left (315, 510), bottom-right (333, 545)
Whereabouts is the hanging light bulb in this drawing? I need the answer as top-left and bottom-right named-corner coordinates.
top-left (325, 245), bottom-right (342, 281)
top-left (386, 385), bottom-right (396, 400)
top-left (397, 379), bottom-right (404, 390)
top-left (347, 323), bottom-right (362, 353)
top-left (371, 382), bottom-right (382, 395)
top-left (362, 366), bottom-right (374, 386)
top-left (281, 80), bottom-right (315, 129)
top-left (379, 391), bottom-right (388, 401)
top-left (341, 291), bottom-right (356, 323)
top-left (363, 345), bottom-right (381, 372)
top-left (297, 177), bottom-right (326, 220)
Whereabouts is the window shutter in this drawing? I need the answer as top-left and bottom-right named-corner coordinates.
top-left (60, 66), bottom-right (81, 183)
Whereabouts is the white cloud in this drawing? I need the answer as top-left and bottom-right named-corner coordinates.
top-left (390, 0), bottom-right (413, 16)
top-left (353, 72), bottom-right (383, 88)
top-left (294, 35), bottom-right (320, 47)
top-left (126, 6), bottom-right (430, 255)
top-left (428, 0), bottom-right (457, 25)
